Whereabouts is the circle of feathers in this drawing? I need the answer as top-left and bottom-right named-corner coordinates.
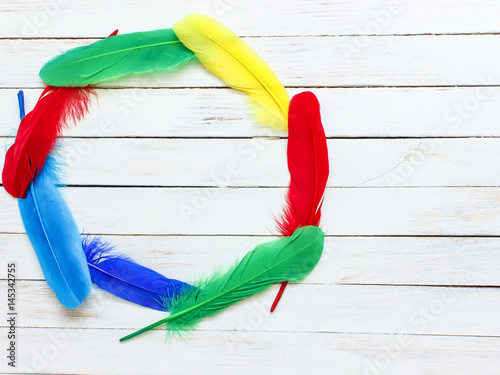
top-left (2, 14), bottom-right (329, 342)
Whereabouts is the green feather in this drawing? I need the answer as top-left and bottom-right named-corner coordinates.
top-left (120, 226), bottom-right (324, 342)
top-left (39, 29), bottom-right (197, 86)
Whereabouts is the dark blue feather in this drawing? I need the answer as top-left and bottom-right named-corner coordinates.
top-left (18, 159), bottom-right (92, 309)
top-left (16, 91), bottom-right (91, 309)
top-left (82, 236), bottom-right (191, 311)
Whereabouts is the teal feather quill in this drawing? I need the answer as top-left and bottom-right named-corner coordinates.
top-left (120, 226), bottom-right (324, 341)
top-left (39, 29), bottom-right (197, 86)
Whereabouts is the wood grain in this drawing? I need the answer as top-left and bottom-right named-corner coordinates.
top-left (2, 328), bottom-right (500, 375)
top-left (2, 0), bottom-right (499, 37)
top-left (2, 36), bottom-right (500, 88)
top-left (3, 187), bottom-right (500, 236)
top-left (2, 87), bottom-right (500, 138)
top-left (2, 281), bottom-right (500, 338)
top-left (2, 234), bottom-right (500, 286)
top-left (3, 138), bottom-right (500, 187)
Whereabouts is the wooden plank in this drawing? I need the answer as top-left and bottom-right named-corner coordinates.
top-left (3, 234), bottom-right (500, 286)
top-left (3, 281), bottom-right (500, 337)
top-left (3, 187), bottom-right (500, 236)
top-left (3, 138), bottom-right (500, 187)
top-left (2, 36), bottom-right (500, 88)
top-left (2, 328), bottom-right (500, 375)
top-left (3, 87), bottom-right (500, 138)
top-left (2, 0), bottom-right (500, 38)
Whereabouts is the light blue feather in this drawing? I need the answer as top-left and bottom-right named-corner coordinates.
top-left (16, 91), bottom-right (91, 309)
top-left (18, 159), bottom-right (91, 308)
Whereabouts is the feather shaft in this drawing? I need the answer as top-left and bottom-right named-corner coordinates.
top-left (270, 281), bottom-right (288, 312)
top-left (17, 91), bottom-right (25, 119)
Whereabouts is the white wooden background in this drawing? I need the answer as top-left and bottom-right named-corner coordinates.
top-left (2, 0), bottom-right (500, 374)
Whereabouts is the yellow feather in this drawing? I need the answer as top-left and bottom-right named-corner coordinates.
top-left (173, 14), bottom-right (289, 129)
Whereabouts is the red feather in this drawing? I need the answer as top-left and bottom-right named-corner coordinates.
top-left (2, 86), bottom-right (94, 198)
top-left (277, 91), bottom-right (329, 236)
top-left (272, 91), bottom-right (329, 311)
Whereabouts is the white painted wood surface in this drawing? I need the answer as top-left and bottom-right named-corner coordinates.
top-left (1, 1), bottom-right (500, 374)
top-left (3, 36), bottom-right (500, 87)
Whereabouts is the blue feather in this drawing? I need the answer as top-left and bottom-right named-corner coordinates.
top-left (18, 159), bottom-right (92, 308)
top-left (82, 236), bottom-right (192, 311)
top-left (16, 91), bottom-right (91, 309)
